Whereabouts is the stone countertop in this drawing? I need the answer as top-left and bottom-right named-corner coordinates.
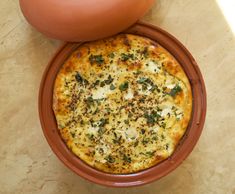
top-left (0, 0), bottom-right (234, 193)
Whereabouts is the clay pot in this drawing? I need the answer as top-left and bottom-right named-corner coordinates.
top-left (38, 22), bottom-right (207, 187)
top-left (19, 0), bottom-right (155, 41)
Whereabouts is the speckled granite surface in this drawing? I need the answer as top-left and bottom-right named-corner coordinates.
top-left (0, 0), bottom-right (235, 193)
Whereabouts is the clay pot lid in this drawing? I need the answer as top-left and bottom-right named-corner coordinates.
top-left (19, 0), bottom-right (155, 42)
top-left (38, 22), bottom-right (207, 187)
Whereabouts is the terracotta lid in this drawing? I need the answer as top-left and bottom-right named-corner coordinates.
top-left (19, 0), bottom-right (155, 42)
top-left (38, 22), bottom-right (207, 187)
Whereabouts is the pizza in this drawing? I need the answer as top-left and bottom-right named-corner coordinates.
top-left (53, 34), bottom-right (192, 174)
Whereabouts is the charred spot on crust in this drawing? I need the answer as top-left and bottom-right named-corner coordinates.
top-left (128, 62), bottom-right (142, 70)
top-left (123, 35), bottom-right (130, 46)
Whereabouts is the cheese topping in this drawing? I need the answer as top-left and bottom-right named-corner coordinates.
top-left (53, 34), bottom-right (192, 174)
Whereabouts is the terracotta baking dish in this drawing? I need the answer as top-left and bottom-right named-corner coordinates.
top-left (38, 22), bottom-right (206, 187)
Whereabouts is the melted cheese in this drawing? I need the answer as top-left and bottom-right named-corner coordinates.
top-left (92, 85), bottom-right (111, 99)
top-left (53, 34), bottom-right (192, 174)
top-left (124, 88), bottom-right (134, 100)
top-left (145, 60), bottom-right (161, 73)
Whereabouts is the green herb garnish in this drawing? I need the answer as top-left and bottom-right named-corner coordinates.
top-left (100, 81), bottom-right (105, 87)
top-left (93, 108), bottom-right (99, 115)
top-left (105, 155), bottom-right (115, 163)
top-left (142, 47), bottom-right (149, 58)
top-left (139, 97), bottom-right (145, 103)
top-left (86, 133), bottom-right (95, 141)
top-left (89, 54), bottom-right (104, 64)
top-left (119, 81), bottom-right (129, 91)
top-left (70, 132), bottom-right (76, 138)
top-left (99, 118), bottom-right (109, 127)
top-left (123, 154), bottom-right (132, 163)
top-left (98, 127), bottom-right (105, 136)
top-left (128, 113), bottom-right (133, 118)
top-left (124, 119), bottom-right (129, 125)
top-left (110, 84), bottom-right (116, 90)
top-left (141, 129), bottom-right (145, 134)
top-left (134, 140), bottom-right (139, 147)
top-left (92, 80), bottom-right (100, 87)
top-left (75, 73), bottom-right (83, 83)
top-left (112, 134), bottom-right (122, 144)
top-left (137, 77), bottom-right (148, 84)
top-left (161, 122), bottom-right (166, 129)
top-left (152, 136), bottom-right (158, 141)
top-left (144, 110), bottom-right (160, 125)
top-left (105, 107), bottom-right (111, 113)
top-left (168, 85), bottom-right (182, 97)
top-left (121, 53), bottom-right (134, 61)
top-left (85, 96), bottom-right (94, 107)
top-left (137, 77), bottom-right (155, 92)
top-left (146, 151), bottom-right (155, 157)
top-left (75, 73), bottom-right (88, 84)
top-left (104, 75), bottom-right (114, 85)
top-left (136, 70), bottom-right (142, 75)
top-left (150, 85), bottom-right (159, 92)
top-left (142, 137), bottom-right (150, 145)
top-left (166, 143), bottom-right (169, 150)
top-left (109, 52), bottom-right (115, 58)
